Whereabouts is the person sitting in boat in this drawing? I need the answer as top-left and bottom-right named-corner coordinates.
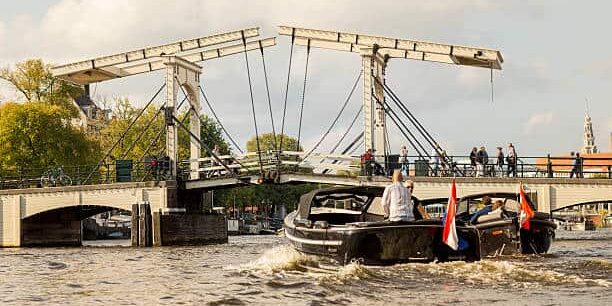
top-left (469, 198), bottom-right (504, 224)
top-left (404, 180), bottom-right (430, 220)
top-left (382, 170), bottom-right (414, 221)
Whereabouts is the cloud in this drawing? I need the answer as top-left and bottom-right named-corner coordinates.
top-left (524, 112), bottom-right (554, 134)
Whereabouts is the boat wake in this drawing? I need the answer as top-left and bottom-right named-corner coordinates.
top-left (396, 260), bottom-right (610, 288)
top-left (226, 245), bottom-right (375, 284)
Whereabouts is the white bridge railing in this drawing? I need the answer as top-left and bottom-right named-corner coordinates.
top-left (182, 151), bottom-right (360, 179)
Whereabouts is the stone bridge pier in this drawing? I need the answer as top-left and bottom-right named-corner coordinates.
top-left (0, 181), bottom-right (227, 247)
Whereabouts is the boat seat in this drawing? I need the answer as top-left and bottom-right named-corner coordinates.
top-left (475, 209), bottom-right (504, 224)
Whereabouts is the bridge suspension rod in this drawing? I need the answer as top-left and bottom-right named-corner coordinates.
top-left (199, 85), bottom-right (244, 154)
top-left (301, 70), bottom-right (362, 162)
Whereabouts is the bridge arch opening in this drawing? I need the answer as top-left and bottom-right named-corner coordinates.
top-left (21, 205), bottom-right (132, 247)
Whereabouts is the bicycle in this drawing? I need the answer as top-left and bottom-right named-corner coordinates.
top-left (40, 166), bottom-right (72, 187)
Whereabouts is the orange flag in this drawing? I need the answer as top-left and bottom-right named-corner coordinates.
top-left (519, 182), bottom-right (535, 230)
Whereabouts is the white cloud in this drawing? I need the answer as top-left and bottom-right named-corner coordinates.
top-left (524, 112), bottom-right (554, 134)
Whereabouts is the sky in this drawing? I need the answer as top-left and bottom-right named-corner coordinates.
top-left (1, 0), bottom-right (611, 157)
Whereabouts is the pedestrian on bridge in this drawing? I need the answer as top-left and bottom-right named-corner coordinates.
top-left (469, 147), bottom-right (478, 176)
top-left (476, 146), bottom-right (488, 177)
top-left (506, 143), bottom-right (517, 177)
top-left (400, 145), bottom-right (409, 176)
top-left (570, 152), bottom-right (583, 178)
top-left (496, 147), bottom-right (505, 177)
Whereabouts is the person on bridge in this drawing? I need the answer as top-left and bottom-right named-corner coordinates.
top-left (476, 146), bottom-right (488, 177)
top-left (469, 147), bottom-right (478, 175)
top-left (400, 145), bottom-right (409, 176)
top-left (496, 147), bottom-right (505, 177)
top-left (506, 143), bottom-right (518, 177)
top-left (570, 152), bottom-right (583, 178)
top-left (382, 170), bottom-right (414, 222)
top-left (361, 149), bottom-right (373, 176)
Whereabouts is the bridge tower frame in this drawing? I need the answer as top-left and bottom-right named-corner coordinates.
top-left (163, 56), bottom-right (202, 180)
top-left (278, 26), bottom-right (503, 164)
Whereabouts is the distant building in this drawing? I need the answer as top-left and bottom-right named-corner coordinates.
top-left (70, 85), bottom-right (109, 136)
top-left (582, 112), bottom-right (597, 154)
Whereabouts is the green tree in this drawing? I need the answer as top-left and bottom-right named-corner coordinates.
top-left (246, 133), bottom-right (302, 152)
top-left (0, 59), bottom-right (82, 117)
top-left (0, 102), bottom-right (100, 174)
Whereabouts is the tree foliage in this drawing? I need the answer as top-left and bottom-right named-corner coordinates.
top-left (0, 59), bottom-right (82, 117)
top-left (0, 102), bottom-right (100, 173)
top-left (0, 59), bottom-right (100, 174)
top-left (246, 133), bottom-right (302, 152)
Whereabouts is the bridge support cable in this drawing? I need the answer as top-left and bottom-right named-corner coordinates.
top-left (241, 31), bottom-right (264, 175)
top-left (199, 85), bottom-right (244, 154)
top-left (279, 30), bottom-right (296, 153)
top-left (328, 105), bottom-right (363, 154)
top-left (322, 132), bottom-right (363, 174)
top-left (83, 83), bottom-right (166, 184)
top-left (380, 80), bottom-right (439, 151)
top-left (376, 95), bottom-right (428, 161)
top-left (296, 43), bottom-right (311, 152)
top-left (301, 70), bottom-right (362, 162)
top-left (135, 96), bottom-right (187, 163)
top-left (259, 43), bottom-right (278, 152)
top-left (171, 115), bottom-right (236, 177)
top-left (119, 102), bottom-right (167, 160)
top-left (176, 77), bottom-right (248, 171)
top-left (382, 80), bottom-right (464, 175)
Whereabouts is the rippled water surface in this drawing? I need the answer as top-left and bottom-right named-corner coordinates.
top-left (1, 229), bottom-right (610, 305)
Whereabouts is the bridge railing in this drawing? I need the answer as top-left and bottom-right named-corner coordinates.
top-left (0, 161), bottom-right (160, 189)
top-left (2, 153), bottom-right (611, 190)
top-left (366, 154), bottom-right (612, 179)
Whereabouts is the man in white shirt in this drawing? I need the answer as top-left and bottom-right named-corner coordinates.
top-left (382, 170), bottom-right (414, 221)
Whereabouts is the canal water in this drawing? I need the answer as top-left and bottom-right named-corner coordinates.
top-left (1, 229), bottom-right (610, 305)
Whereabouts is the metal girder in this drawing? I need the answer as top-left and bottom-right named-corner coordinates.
top-left (279, 26), bottom-right (503, 69)
top-left (97, 37), bottom-right (276, 79)
top-left (52, 27), bottom-right (263, 84)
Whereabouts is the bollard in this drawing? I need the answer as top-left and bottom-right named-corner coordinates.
top-left (131, 204), bottom-right (140, 247)
top-left (139, 203), bottom-right (152, 247)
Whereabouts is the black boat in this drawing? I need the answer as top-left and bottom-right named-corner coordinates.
top-left (450, 192), bottom-right (556, 257)
top-left (283, 186), bottom-right (481, 265)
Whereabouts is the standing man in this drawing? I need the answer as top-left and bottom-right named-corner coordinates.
top-left (382, 170), bottom-right (414, 221)
top-left (361, 149), bottom-right (373, 176)
top-left (476, 146), bottom-right (485, 177)
top-left (570, 152), bottom-right (583, 178)
top-left (469, 147), bottom-right (478, 177)
top-left (400, 145), bottom-right (409, 176)
top-left (496, 147), bottom-right (505, 177)
top-left (506, 143), bottom-right (517, 177)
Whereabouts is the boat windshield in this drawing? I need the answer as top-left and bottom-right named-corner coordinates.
top-left (457, 195), bottom-right (521, 215)
top-left (312, 193), bottom-right (369, 212)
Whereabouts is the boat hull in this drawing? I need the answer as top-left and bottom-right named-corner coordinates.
top-left (284, 213), bottom-right (480, 265)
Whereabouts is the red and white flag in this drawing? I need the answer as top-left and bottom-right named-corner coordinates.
top-left (519, 182), bottom-right (535, 230)
top-left (443, 179), bottom-right (458, 250)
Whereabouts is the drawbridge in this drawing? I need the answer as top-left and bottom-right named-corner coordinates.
top-left (51, 25), bottom-right (503, 190)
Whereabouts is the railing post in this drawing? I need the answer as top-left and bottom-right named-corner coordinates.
top-left (546, 154), bottom-right (553, 178)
